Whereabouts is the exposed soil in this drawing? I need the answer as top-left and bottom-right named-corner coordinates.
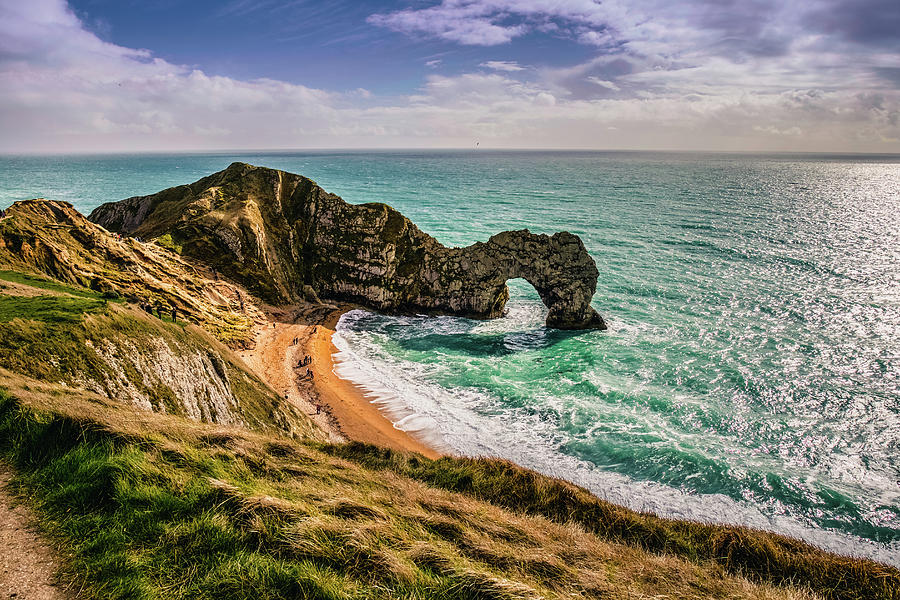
top-left (0, 464), bottom-right (73, 600)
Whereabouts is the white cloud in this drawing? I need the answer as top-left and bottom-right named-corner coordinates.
top-left (0, 0), bottom-right (897, 153)
top-left (481, 61), bottom-right (525, 72)
top-left (369, 0), bottom-right (609, 46)
top-left (368, 5), bottom-right (525, 46)
top-left (587, 77), bottom-right (620, 91)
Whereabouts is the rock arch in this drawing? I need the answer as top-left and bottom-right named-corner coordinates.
top-left (409, 230), bottom-right (606, 330)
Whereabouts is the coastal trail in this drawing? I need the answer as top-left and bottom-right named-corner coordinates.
top-left (0, 463), bottom-right (73, 600)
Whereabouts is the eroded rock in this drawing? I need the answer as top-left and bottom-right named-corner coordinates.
top-left (90, 163), bottom-right (606, 330)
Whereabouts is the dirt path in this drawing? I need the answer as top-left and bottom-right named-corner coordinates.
top-left (0, 464), bottom-right (72, 600)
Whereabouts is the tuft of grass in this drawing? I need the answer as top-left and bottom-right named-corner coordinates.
top-left (155, 234), bottom-right (183, 255)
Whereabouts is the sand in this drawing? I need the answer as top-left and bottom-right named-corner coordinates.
top-left (244, 304), bottom-right (441, 459)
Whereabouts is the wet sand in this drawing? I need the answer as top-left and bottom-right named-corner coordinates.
top-left (307, 308), bottom-right (441, 459)
top-left (245, 305), bottom-right (441, 459)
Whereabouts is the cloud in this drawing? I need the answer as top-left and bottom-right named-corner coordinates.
top-left (0, 0), bottom-right (343, 151)
top-left (0, 0), bottom-right (898, 153)
top-left (805, 0), bottom-right (900, 49)
top-left (480, 61), bottom-right (525, 72)
top-left (368, 4), bottom-right (526, 46)
top-left (369, 0), bottom-right (609, 46)
top-left (587, 77), bottom-right (620, 91)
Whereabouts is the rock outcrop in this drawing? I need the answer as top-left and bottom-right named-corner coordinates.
top-left (90, 163), bottom-right (606, 330)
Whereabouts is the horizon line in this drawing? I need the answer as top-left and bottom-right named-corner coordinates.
top-left (3, 147), bottom-right (900, 158)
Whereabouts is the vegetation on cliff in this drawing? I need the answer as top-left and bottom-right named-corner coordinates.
top-left (0, 199), bottom-right (259, 346)
top-left (0, 270), bottom-right (318, 440)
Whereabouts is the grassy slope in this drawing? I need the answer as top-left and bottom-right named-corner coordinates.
top-left (0, 200), bottom-right (258, 346)
top-left (0, 272), bottom-right (897, 599)
top-left (0, 270), bottom-right (105, 299)
top-left (0, 272), bottom-right (319, 440)
top-left (0, 385), bottom-right (827, 600)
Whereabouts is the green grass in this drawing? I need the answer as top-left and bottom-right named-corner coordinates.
top-left (0, 294), bottom-right (108, 323)
top-left (0, 269), bottom-right (100, 298)
top-left (0, 391), bottom-right (533, 600)
top-left (0, 388), bottom-right (851, 600)
top-left (155, 233), bottom-right (183, 255)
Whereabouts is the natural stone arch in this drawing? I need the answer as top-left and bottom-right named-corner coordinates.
top-left (436, 230), bottom-right (607, 330)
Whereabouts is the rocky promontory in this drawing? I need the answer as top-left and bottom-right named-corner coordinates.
top-left (90, 163), bottom-right (606, 330)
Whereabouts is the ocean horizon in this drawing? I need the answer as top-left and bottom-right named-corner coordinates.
top-left (2, 149), bottom-right (898, 566)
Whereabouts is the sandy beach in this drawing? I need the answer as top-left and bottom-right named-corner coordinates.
top-left (244, 304), bottom-right (441, 459)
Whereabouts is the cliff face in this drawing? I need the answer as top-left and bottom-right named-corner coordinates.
top-left (0, 200), bottom-right (321, 439)
top-left (90, 163), bottom-right (606, 330)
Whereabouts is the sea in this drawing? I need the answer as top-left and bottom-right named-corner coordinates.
top-left (1, 150), bottom-right (898, 565)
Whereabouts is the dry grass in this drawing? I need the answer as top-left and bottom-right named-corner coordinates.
top-left (0, 380), bottom-right (878, 600)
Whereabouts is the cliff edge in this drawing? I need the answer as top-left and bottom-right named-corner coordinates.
top-left (89, 163), bottom-right (606, 330)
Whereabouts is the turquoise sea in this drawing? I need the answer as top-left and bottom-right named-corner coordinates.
top-left (1, 151), bottom-right (898, 565)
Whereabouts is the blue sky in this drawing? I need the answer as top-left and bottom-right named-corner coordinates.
top-left (1, 0), bottom-right (898, 152)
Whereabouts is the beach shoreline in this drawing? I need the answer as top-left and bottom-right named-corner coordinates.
top-left (307, 307), bottom-right (442, 459)
top-left (244, 303), bottom-right (441, 459)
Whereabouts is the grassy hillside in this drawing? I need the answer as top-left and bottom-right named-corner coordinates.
top-left (0, 269), bottom-right (319, 440)
top-left (0, 199), bottom-right (259, 345)
top-left (0, 384), bottom-right (842, 600)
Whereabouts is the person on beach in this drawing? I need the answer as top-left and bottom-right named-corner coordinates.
top-left (155, 302), bottom-right (163, 319)
top-left (171, 305), bottom-right (177, 322)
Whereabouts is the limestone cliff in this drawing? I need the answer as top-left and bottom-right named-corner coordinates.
top-left (0, 199), bottom-right (321, 439)
top-left (90, 163), bottom-right (606, 330)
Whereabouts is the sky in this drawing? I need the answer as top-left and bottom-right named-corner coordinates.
top-left (0, 0), bottom-right (898, 153)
